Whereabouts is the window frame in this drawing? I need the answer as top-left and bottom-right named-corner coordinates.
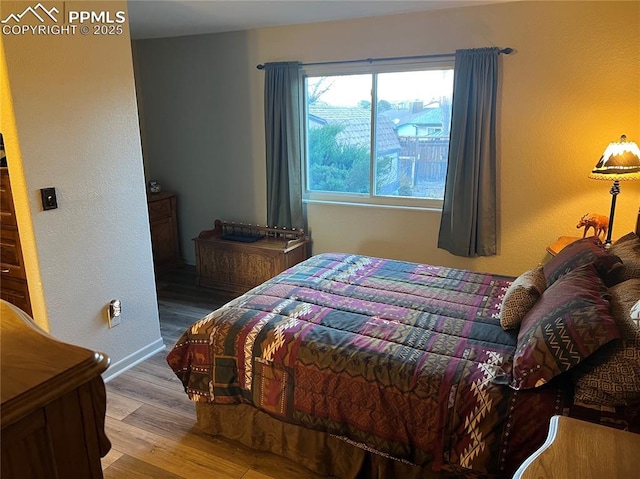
top-left (301, 57), bottom-right (455, 210)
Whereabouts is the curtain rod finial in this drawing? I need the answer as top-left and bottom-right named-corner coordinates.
top-left (256, 64), bottom-right (265, 70)
top-left (501, 47), bottom-right (514, 55)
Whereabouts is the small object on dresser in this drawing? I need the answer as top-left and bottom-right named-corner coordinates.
top-left (576, 213), bottom-right (609, 239)
top-left (148, 180), bottom-right (161, 194)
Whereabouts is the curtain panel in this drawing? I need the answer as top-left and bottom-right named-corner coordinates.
top-left (438, 47), bottom-right (500, 257)
top-left (264, 61), bottom-right (304, 230)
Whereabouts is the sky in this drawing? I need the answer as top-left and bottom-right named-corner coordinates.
top-left (308, 69), bottom-right (454, 107)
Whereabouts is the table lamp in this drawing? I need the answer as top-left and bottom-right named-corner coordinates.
top-left (589, 134), bottom-right (640, 247)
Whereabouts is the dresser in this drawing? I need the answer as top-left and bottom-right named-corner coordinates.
top-left (147, 191), bottom-right (182, 274)
top-left (195, 220), bottom-right (310, 294)
top-left (1, 300), bottom-right (111, 478)
top-left (0, 167), bottom-right (31, 315)
top-left (513, 415), bottom-right (640, 478)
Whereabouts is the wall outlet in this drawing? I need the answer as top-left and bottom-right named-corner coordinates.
top-left (107, 299), bottom-right (122, 328)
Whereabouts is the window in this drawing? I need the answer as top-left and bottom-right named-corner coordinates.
top-left (303, 60), bottom-right (454, 208)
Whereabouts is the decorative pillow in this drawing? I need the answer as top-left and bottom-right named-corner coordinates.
top-left (572, 279), bottom-right (640, 406)
top-left (606, 232), bottom-right (640, 285)
top-left (500, 266), bottom-right (546, 331)
top-left (510, 263), bottom-right (620, 390)
top-left (614, 231), bottom-right (640, 246)
top-left (543, 236), bottom-right (621, 287)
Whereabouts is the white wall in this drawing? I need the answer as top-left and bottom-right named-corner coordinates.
top-left (132, 30), bottom-right (262, 262)
top-left (1, 0), bottom-right (163, 379)
top-left (135, 1), bottom-right (640, 276)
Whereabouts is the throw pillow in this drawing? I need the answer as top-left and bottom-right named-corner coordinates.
top-left (543, 236), bottom-right (621, 287)
top-left (500, 266), bottom-right (546, 331)
top-left (606, 232), bottom-right (640, 285)
top-left (510, 263), bottom-right (620, 390)
top-left (614, 231), bottom-right (640, 245)
top-left (572, 278), bottom-right (640, 406)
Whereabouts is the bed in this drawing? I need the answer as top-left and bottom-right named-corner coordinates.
top-left (167, 214), bottom-right (640, 478)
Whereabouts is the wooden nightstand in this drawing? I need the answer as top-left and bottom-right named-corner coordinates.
top-left (147, 192), bottom-right (183, 274)
top-left (513, 415), bottom-right (640, 478)
top-left (546, 236), bottom-right (582, 256)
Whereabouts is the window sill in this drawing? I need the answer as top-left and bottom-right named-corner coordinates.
top-left (303, 198), bottom-right (442, 213)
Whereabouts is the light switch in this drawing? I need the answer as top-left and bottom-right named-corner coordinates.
top-left (40, 187), bottom-right (58, 210)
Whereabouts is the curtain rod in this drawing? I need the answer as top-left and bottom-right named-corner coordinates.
top-left (256, 47), bottom-right (513, 70)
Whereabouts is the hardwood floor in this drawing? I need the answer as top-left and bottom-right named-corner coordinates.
top-left (102, 266), bottom-right (327, 479)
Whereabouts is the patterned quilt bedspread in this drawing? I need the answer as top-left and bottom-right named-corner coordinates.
top-left (167, 253), bottom-right (565, 477)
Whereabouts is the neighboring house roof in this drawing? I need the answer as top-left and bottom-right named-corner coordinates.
top-left (382, 106), bottom-right (444, 128)
top-left (308, 105), bottom-right (401, 154)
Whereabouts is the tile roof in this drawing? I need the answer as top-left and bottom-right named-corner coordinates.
top-left (382, 107), bottom-right (444, 127)
top-left (308, 106), bottom-right (401, 154)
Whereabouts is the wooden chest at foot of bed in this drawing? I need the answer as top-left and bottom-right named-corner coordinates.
top-left (194, 220), bottom-right (310, 294)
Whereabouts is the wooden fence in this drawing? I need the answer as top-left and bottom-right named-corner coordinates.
top-left (397, 137), bottom-right (449, 185)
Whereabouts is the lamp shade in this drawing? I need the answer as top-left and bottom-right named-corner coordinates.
top-left (589, 135), bottom-right (640, 181)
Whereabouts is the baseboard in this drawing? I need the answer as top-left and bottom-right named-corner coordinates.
top-left (102, 337), bottom-right (166, 383)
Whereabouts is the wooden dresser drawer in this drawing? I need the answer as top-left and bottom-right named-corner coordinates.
top-left (0, 169), bottom-right (16, 226)
top-left (0, 168), bottom-right (31, 315)
top-left (1, 227), bottom-right (26, 279)
top-left (148, 197), bottom-right (171, 221)
top-left (0, 276), bottom-right (31, 316)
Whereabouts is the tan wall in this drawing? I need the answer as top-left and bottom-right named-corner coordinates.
top-left (136, 1), bottom-right (640, 276)
top-left (1, 1), bottom-right (163, 378)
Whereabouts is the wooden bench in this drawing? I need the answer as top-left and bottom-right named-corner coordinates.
top-left (194, 220), bottom-right (310, 294)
